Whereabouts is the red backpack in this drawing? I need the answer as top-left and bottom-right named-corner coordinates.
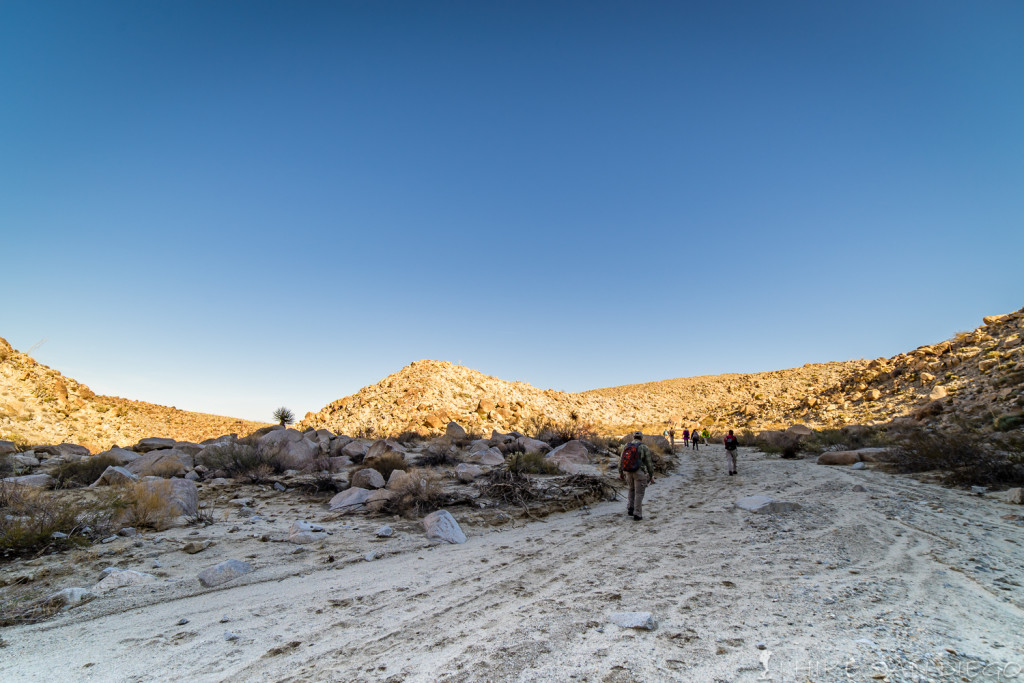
top-left (620, 443), bottom-right (641, 472)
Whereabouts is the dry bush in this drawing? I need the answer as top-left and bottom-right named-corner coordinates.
top-left (55, 455), bottom-right (120, 488)
top-left (416, 448), bottom-right (457, 467)
top-left (364, 452), bottom-right (407, 481)
top-left (0, 584), bottom-right (63, 627)
top-left (508, 451), bottom-right (559, 475)
top-left (119, 480), bottom-right (179, 531)
top-left (376, 468), bottom-right (447, 517)
top-left (197, 442), bottom-right (284, 478)
top-left (1, 483), bottom-right (116, 557)
top-left (889, 427), bottom-right (1024, 487)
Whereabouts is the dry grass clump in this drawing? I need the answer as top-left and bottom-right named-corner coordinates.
top-left (416, 448), bottom-right (457, 467)
top-left (377, 468), bottom-right (447, 516)
top-left (508, 451), bottom-right (560, 475)
top-left (54, 455), bottom-right (119, 488)
top-left (0, 584), bottom-right (64, 627)
top-left (480, 469), bottom-right (619, 518)
top-left (0, 482), bottom-right (116, 558)
top-left (118, 480), bottom-right (179, 531)
top-left (197, 442), bottom-right (285, 480)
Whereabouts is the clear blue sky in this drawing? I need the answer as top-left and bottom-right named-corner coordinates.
top-left (2, 1), bottom-right (1022, 422)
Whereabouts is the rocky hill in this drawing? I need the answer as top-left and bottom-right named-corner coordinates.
top-left (302, 306), bottom-right (1024, 437)
top-left (0, 337), bottom-right (268, 451)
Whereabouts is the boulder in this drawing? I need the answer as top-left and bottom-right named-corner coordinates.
top-left (365, 440), bottom-right (407, 464)
top-left (376, 525), bottom-right (394, 538)
top-left (276, 438), bottom-right (319, 470)
top-left (138, 477), bottom-right (199, 517)
top-left (1005, 488), bottom-right (1024, 505)
top-left (445, 422), bottom-right (467, 439)
top-left (865, 389), bottom-right (881, 401)
top-left (855, 448), bottom-right (893, 463)
top-left (455, 463), bottom-right (484, 482)
top-left (2, 474), bottom-right (54, 487)
top-left (0, 440), bottom-right (17, 456)
top-left (125, 449), bottom-right (193, 478)
top-left (468, 439), bottom-right (491, 453)
top-left (328, 436), bottom-right (354, 456)
top-left (93, 568), bottom-right (157, 593)
top-left (288, 521), bottom-right (327, 544)
top-left (545, 441), bottom-right (590, 470)
top-left (642, 435), bottom-right (671, 452)
top-left (514, 436), bottom-right (551, 454)
top-left (328, 487), bottom-right (372, 512)
top-left (817, 451), bottom-right (862, 466)
top-left (328, 456), bottom-right (353, 471)
top-left (197, 559), bottom-right (252, 588)
top-left (90, 466), bottom-right (140, 487)
top-left (929, 385), bottom-right (948, 401)
top-left (785, 424), bottom-right (813, 437)
top-left (95, 447), bottom-right (141, 466)
top-left (467, 447), bottom-right (504, 466)
top-left (423, 510), bottom-right (466, 544)
top-left (10, 453), bottom-right (39, 468)
top-left (341, 439), bottom-right (372, 459)
top-left (386, 470), bottom-right (411, 491)
top-left (35, 443), bottom-right (91, 457)
top-left (133, 437), bottom-right (176, 453)
top-left (351, 468), bottom-right (386, 490)
top-left (851, 462), bottom-right (867, 470)
top-left (734, 496), bottom-right (802, 514)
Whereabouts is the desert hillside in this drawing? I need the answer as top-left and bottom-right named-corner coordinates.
top-left (0, 337), bottom-right (268, 450)
top-left (303, 307), bottom-right (1024, 437)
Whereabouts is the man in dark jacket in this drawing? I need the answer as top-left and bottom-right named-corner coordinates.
top-left (723, 429), bottom-right (739, 476)
top-left (618, 431), bottom-right (656, 521)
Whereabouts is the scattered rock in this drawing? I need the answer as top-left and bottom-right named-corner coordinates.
top-left (609, 612), bottom-right (656, 630)
top-left (328, 487), bottom-right (371, 512)
top-left (198, 560), bottom-right (253, 587)
top-left (133, 437), bottom-right (176, 453)
top-left (455, 463), bottom-right (484, 482)
top-left (445, 422), bottom-right (467, 439)
top-left (182, 540), bottom-right (213, 554)
top-left (1005, 488), bottom-right (1023, 505)
top-left (93, 569), bottom-right (157, 593)
top-left (1, 474), bottom-right (54, 487)
top-left (351, 468), bottom-right (386, 490)
top-left (851, 462), bottom-right (867, 470)
top-left (852, 485), bottom-right (868, 492)
top-left (422, 510), bottom-right (466, 544)
top-left (44, 587), bottom-right (94, 608)
top-left (375, 525), bottom-right (394, 538)
top-left (90, 465), bottom-right (139, 487)
top-left (288, 521), bottom-right (327, 544)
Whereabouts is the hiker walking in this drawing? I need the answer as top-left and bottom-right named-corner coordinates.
top-left (668, 427), bottom-right (676, 449)
top-left (691, 429), bottom-right (700, 450)
top-left (701, 428), bottom-right (710, 445)
top-left (619, 431), bottom-right (656, 521)
top-left (723, 429), bottom-right (739, 475)
top-left (682, 428), bottom-right (689, 447)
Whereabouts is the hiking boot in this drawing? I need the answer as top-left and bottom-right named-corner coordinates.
top-left (626, 508), bottom-right (634, 516)
top-left (633, 515), bottom-right (643, 521)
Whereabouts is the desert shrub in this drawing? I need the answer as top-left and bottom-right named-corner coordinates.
top-left (889, 428), bottom-right (1024, 487)
top-left (376, 469), bottom-right (447, 516)
top-left (416, 449), bottom-right (457, 467)
top-left (197, 442), bottom-right (284, 479)
top-left (546, 415), bottom-right (596, 447)
top-left (119, 480), bottom-right (179, 531)
top-left (0, 584), bottom-right (65, 627)
top-left (54, 455), bottom-right (120, 488)
top-left (392, 430), bottom-right (427, 444)
top-left (737, 429), bottom-right (759, 448)
top-left (995, 413), bottom-right (1024, 432)
top-left (0, 483), bottom-right (116, 557)
top-left (364, 452), bottom-right (407, 481)
top-left (508, 451), bottom-right (560, 475)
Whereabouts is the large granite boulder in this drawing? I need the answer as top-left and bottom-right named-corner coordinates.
top-left (365, 440), bottom-right (407, 465)
top-left (137, 477), bottom-right (199, 517)
top-left (95, 447), bottom-right (141, 466)
top-left (817, 451), bottom-right (862, 466)
top-left (2, 474), bottom-right (53, 487)
top-left (466, 447), bottom-right (504, 466)
top-left (90, 466), bottom-right (140, 487)
top-left (351, 468), bottom-right (386, 490)
top-left (328, 487), bottom-right (372, 512)
top-left (445, 422), bottom-right (467, 439)
top-left (514, 436), bottom-right (551, 454)
top-left (133, 437), bottom-right (177, 453)
top-left (197, 559), bottom-right (252, 587)
top-left (546, 440), bottom-right (590, 472)
top-left (125, 449), bottom-right (193, 478)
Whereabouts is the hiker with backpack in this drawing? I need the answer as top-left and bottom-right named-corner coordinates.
top-left (691, 428), bottom-right (700, 450)
top-left (701, 428), bottom-right (710, 445)
top-left (682, 428), bottom-right (689, 447)
top-left (618, 431), bottom-right (656, 521)
top-left (723, 429), bottom-right (739, 475)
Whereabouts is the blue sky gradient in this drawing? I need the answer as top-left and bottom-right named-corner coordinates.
top-left (2, 1), bottom-right (1022, 421)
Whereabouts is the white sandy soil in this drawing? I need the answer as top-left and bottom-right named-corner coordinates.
top-left (3, 446), bottom-right (1024, 682)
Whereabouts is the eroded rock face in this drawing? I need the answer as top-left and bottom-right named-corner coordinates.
top-left (125, 449), bottom-right (193, 477)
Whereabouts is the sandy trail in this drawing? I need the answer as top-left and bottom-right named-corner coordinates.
top-left (4, 446), bottom-right (1024, 682)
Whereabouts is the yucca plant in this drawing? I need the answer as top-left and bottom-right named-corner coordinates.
top-left (273, 406), bottom-right (295, 427)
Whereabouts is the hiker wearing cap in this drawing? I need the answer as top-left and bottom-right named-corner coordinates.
top-left (618, 431), bottom-right (656, 521)
top-left (723, 429), bottom-right (739, 475)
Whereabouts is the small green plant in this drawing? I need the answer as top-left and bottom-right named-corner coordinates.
top-left (273, 407), bottom-right (295, 427)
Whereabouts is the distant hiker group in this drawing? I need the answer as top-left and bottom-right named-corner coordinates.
top-left (621, 427), bottom-right (742, 521)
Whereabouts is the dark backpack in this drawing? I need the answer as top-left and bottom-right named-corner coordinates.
top-left (725, 435), bottom-right (738, 450)
top-left (620, 443), bottom-right (641, 472)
